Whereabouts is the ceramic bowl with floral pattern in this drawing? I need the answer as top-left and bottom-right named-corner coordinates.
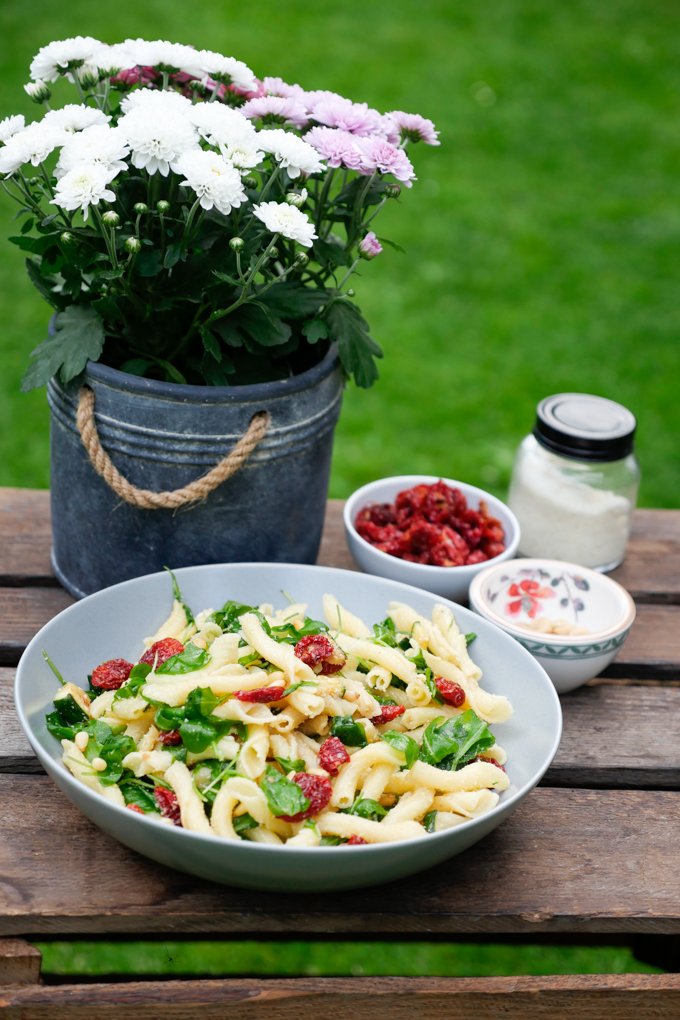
top-left (468, 558), bottom-right (635, 693)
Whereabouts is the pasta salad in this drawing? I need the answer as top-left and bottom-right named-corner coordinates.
top-left (44, 576), bottom-right (513, 846)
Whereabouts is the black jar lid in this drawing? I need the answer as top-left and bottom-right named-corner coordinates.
top-left (533, 393), bottom-right (636, 462)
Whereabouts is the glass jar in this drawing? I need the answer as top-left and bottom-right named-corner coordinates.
top-left (508, 394), bottom-right (640, 571)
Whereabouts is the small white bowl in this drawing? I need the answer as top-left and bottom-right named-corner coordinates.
top-left (469, 558), bottom-right (636, 694)
top-left (343, 475), bottom-right (521, 603)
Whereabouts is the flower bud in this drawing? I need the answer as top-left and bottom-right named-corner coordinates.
top-left (358, 231), bottom-right (383, 260)
top-left (286, 189), bottom-right (308, 208)
top-left (24, 80), bottom-right (51, 104)
top-left (293, 252), bottom-right (309, 267)
top-left (133, 202), bottom-right (148, 215)
top-left (242, 176), bottom-right (258, 190)
top-left (102, 211), bottom-right (120, 227)
top-left (60, 231), bottom-right (75, 246)
top-left (230, 237), bottom-right (244, 252)
top-left (77, 65), bottom-right (99, 89)
top-left (346, 288), bottom-right (356, 297)
top-left (156, 200), bottom-right (170, 213)
top-left (188, 80), bottom-right (208, 96)
top-left (268, 246), bottom-right (279, 260)
top-left (385, 182), bottom-right (401, 199)
top-left (29, 176), bottom-right (41, 187)
top-left (125, 236), bottom-right (141, 254)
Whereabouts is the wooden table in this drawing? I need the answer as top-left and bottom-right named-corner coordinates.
top-left (1, 489), bottom-right (679, 1018)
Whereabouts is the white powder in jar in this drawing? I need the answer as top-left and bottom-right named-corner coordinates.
top-left (508, 442), bottom-right (633, 569)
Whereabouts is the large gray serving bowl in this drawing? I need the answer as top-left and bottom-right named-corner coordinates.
top-left (15, 563), bottom-right (561, 893)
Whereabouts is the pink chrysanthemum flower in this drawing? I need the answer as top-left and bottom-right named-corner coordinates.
top-left (304, 126), bottom-right (364, 170)
top-left (302, 89), bottom-right (343, 113)
top-left (359, 232), bottom-right (383, 260)
top-left (263, 76), bottom-right (306, 100)
top-left (241, 95), bottom-right (308, 129)
top-left (385, 111), bottom-right (440, 146)
top-left (309, 96), bottom-right (386, 137)
top-left (356, 136), bottom-right (417, 187)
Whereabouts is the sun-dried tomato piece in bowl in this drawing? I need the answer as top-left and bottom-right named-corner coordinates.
top-left (279, 773), bottom-right (332, 822)
top-left (139, 637), bottom-right (184, 668)
top-left (91, 658), bottom-right (133, 690)
top-left (294, 634), bottom-right (346, 675)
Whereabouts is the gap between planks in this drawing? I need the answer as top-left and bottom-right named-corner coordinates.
top-left (1, 974), bottom-right (680, 1020)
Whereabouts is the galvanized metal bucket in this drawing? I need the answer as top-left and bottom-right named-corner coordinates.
top-left (48, 345), bottom-right (343, 599)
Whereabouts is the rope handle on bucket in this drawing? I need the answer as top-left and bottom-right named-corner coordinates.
top-left (75, 386), bottom-right (270, 510)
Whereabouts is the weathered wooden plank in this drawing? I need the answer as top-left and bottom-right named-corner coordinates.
top-left (605, 604), bottom-right (680, 679)
top-left (2, 974), bottom-right (680, 1020)
top-left (0, 670), bottom-right (41, 775)
top-left (1, 779), bottom-right (679, 936)
top-left (610, 509), bottom-right (680, 604)
top-left (544, 683), bottom-right (680, 788)
top-left (317, 499), bottom-right (357, 572)
top-left (0, 939), bottom-right (41, 985)
top-left (0, 489), bottom-right (54, 586)
top-left (0, 588), bottom-right (74, 666)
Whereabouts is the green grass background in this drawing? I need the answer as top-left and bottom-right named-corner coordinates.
top-left (1, 0), bottom-right (676, 977)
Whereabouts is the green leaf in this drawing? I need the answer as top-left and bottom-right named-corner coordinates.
top-left (164, 567), bottom-right (195, 625)
top-left (380, 730), bottom-right (419, 769)
top-left (258, 283), bottom-right (330, 319)
top-left (200, 349), bottom-right (235, 386)
top-left (346, 796), bottom-right (387, 821)
top-left (319, 834), bottom-right (346, 845)
top-left (45, 711), bottom-right (76, 741)
top-left (25, 257), bottom-right (61, 309)
top-left (261, 764), bottom-right (310, 818)
top-left (120, 781), bottom-right (159, 813)
top-left (184, 686), bottom-right (221, 720)
top-left (375, 236), bottom-right (407, 254)
top-left (465, 633), bottom-right (477, 646)
top-left (154, 358), bottom-right (187, 384)
top-left (153, 703), bottom-right (185, 732)
top-left (301, 319), bottom-right (328, 344)
top-left (212, 269), bottom-right (242, 286)
top-left (233, 811), bottom-right (259, 836)
top-left (423, 673), bottom-right (445, 706)
top-left (274, 756), bottom-right (305, 774)
top-left (156, 642), bottom-right (210, 675)
top-left (211, 317), bottom-right (244, 348)
top-left (312, 237), bottom-right (349, 267)
top-left (234, 303), bottom-right (292, 347)
top-left (21, 305), bottom-right (105, 392)
top-left (92, 295), bottom-right (126, 324)
top-left (120, 359), bottom-right (153, 377)
top-left (210, 601), bottom-right (256, 633)
top-left (423, 809), bottom-right (437, 833)
top-left (164, 242), bottom-right (185, 269)
top-left (330, 714), bottom-right (368, 748)
top-left (113, 663), bottom-right (151, 702)
top-left (419, 710), bottom-right (494, 771)
top-left (199, 326), bottom-right (223, 362)
top-left (135, 249), bottom-right (163, 277)
top-left (325, 300), bottom-right (383, 389)
top-left (179, 716), bottom-right (217, 753)
top-left (20, 217), bottom-right (35, 235)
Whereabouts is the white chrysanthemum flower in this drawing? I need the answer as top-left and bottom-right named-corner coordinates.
top-left (0, 122), bottom-right (66, 176)
top-left (188, 104), bottom-right (263, 170)
top-left (120, 88), bottom-right (193, 115)
top-left (43, 104), bottom-right (110, 133)
top-left (175, 149), bottom-right (246, 214)
top-left (92, 42), bottom-right (135, 74)
top-left (180, 49), bottom-right (257, 91)
top-left (256, 129), bottom-right (325, 178)
top-left (123, 38), bottom-right (198, 70)
top-left (252, 201), bottom-right (317, 247)
top-left (0, 115), bottom-right (25, 143)
top-left (56, 125), bottom-right (129, 180)
top-left (50, 162), bottom-right (116, 220)
top-left (30, 36), bottom-right (102, 82)
top-left (117, 108), bottom-right (199, 176)
top-left (219, 139), bottom-right (264, 172)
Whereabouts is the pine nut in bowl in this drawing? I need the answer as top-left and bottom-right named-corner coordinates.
top-left (343, 476), bottom-right (521, 603)
top-left (469, 558), bottom-right (636, 694)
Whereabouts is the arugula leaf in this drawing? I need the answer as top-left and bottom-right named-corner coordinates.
top-left (156, 642), bottom-right (210, 675)
top-left (233, 811), bottom-right (259, 836)
top-left (84, 731), bottom-right (136, 786)
top-left (465, 633), bottom-right (477, 646)
top-left (211, 601), bottom-right (271, 635)
top-left (369, 690), bottom-right (397, 707)
top-left (380, 730), bottom-right (419, 769)
top-left (372, 618), bottom-right (398, 647)
top-left (419, 711), bottom-right (494, 771)
top-left (120, 781), bottom-right (159, 813)
top-left (153, 703), bottom-right (185, 732)
top-left (238, 650), bottom-right (262, 667)
top-left (330, 715), bottom-right (368, 748)
top-left (274, 756), bottom-right (305, 774)
top-left (164, 567), bottom-right (195, 626)
top-left (261, 764), bottom-right (310, 818)
top-left (113, 662), bottom-right (151, 702)
top-left (45, 711), bottom-right (77, 741)
top-left (320, 834), bottom-right (347, 846)
top-left (325, 299), bottom-right (383, 389)
top-left (345, 796), bottom-right (387, 821)
top-left (21, 305), bottom-right (105, 392)
top-left (423, 672), bottom-right (445, 706)
top-left (423, 809), bottom-right (438, 833)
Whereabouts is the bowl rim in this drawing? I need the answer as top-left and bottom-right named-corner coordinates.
top-left (15, 560), bottom-right (560, 856)
top-left (343, 474), bottom-right (521, 575)
top-left (469, 557), bottom-right (636, 642)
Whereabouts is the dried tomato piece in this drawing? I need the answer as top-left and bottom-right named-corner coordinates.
top-left (139, 637), bottom-right (184, 668)
top-left (91, 658), bottom-right (133, 690)
top-left (234, 685), bottom-right (285, 703)
top-left (434, 676), bottom-right (466, 707)
top-left (154, 786), bottom-right (182, 826)
top-left (317, 736), bottom-right (351, 775)
top-left (358, 502), bottom-right (396, 527)
top-left (371, 704), bottom-right (406, 726)
top-left (465, 549), bottom-right (488, 565)
top-left (279, 773), bottom-right (333, 822)
top-left (294, 634), bottom-right (346, 676)
top-left (346, 835), bottom-right (368, 845)
top-left (157, 729), bottom-right (183, 746)
top-left (126, 803), bottom-right (145, 814)
top-left (474, 755), bottom-right (506, 773)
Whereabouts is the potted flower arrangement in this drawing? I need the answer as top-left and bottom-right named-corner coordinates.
top-left (0, 35), bottom-right (440, 598)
